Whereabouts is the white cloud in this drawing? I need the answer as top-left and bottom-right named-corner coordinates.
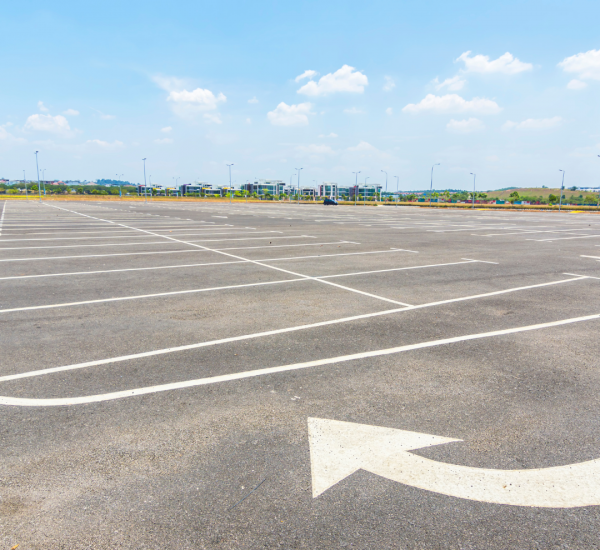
top-left (347, 141), bottom-right (375, 152)
top-left (203, 113), bottom-right (222, 124)
top-left (296, 144), bottom-right (335, 155)
top-left (297, 65), bottom-right (368, 96)
top-left (446, 118), bottom-right (485, 133)
top-left (92, 109), bottom-right (116, 120)
top-left (502, 117), bottom-right (562, 131)
top-left (248, 97), bottom-right (259, 104)
top-left (86, 139), bottom-right (124, 148)
top-left (24, 114), bottom-right (72, 135)
top-left (267, 102), bottom-right (313, 126)
top-left (246, 118), bottom-right (252, 124)
top-left (567, 79), bottom-right (587, 90)
top-left (295, 70), bottom-right (318, 83)
top-left (343, 107), bottom-right (364, 114)
top-left (383, 76), bottom-right (395, 91)
top-left (319, 132), bottom-right (338, 138)
top-left (402, 94), bottom-right (501, 114)
top-left (0, 125), bottom-right (25, 143)
top-left (433, 75), bottom-right (466, 91)
top-left (153, 75), bottom-right (226, 120)
top-left (457, 51), bottom-right (533, 74)
top-left (38, 101), bottom-right (49, 112)
top-left (385, 107), bottom-right (393, 115)
top-left (160, 126), bottom-right (172, 133)
top-left (154, 138), bottom-right (173, 144)
top-left (558, 49), bottom-right (600, 80)
top-left (63, 109), bottom-right (79, 116)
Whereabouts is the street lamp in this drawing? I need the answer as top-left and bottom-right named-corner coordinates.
top-left (381, 170), bottom-right (387, 203)
top-left (289, 174), bottom-right (295, 202)
top-left (295, 167), bottom-right (303, 204)
top-left (23, 170), bottom-right (28, 200)
top-left (226, 163), bottom-right (234, 203)
top-left (429, 163), bottom-right (440, 206)
top-left (142, 158), bottom-right (147, 202)
top-left (597, 155), bottom-right (600, 209)
top-left (352, 171), bottom-right (361, 205)
top-left (558, 169), bottom-right (565, 211)
top-left (35, 151), bottom-right (41, 202)
top-left (364, 176), bottom-right (369, 205)
top-left (470, 173), bottom-right (476, 209)
top-left (395, 175), bottom-right (399, 207)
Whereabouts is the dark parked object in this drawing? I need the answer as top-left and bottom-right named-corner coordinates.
top-left (323, 198), bottom-right (338, 205)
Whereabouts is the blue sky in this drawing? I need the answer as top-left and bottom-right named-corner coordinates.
top-left (1, 0), bottom-right (599, 191)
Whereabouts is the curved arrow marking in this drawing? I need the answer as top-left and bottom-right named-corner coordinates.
top-left (308, 418), bottom-right (600, 508)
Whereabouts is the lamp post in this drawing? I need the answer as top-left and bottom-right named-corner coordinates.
top-left (35, 151), bottom-right (41, 202)
top-left (295, 167), bottom-right (303, 204)
top-left (364, 176), bottom-right (369, 205)
top-left (23, 170), bottom-right (28, 200)
top-left (142, 158), bottom-right (147, 202)
top-left (226, 163), bottom-right (234, 203)
top-left (352, 171), bottom-right (360, 205)
top-left (558, 169), bottom-right (565, 211)
top-left (470, 173), bottom-right (476, 209)
top-left (381, 170), bottom-right (387, 203)
top-left (429, 163), bottom-right (440, 206)
top-left (597, 156), bottom-right (600, 209)
top-left (289, 174), bottom-right (295, 202)
top-left (395, 175), bottom-right (399, 207)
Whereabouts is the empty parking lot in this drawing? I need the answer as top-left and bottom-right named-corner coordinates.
top-left (2, 199), bottom-right (600, 549)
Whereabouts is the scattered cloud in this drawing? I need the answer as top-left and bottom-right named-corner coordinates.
top-left (433, 75), bottom-right (466, 91)
top-left (203, 113), bottom-right (222, 124)
top-left (502, 116), bottom-right (562, 130)
top-left (486, 155), bottom-right (499, 162)
top-left (383, 76), bottom-right (395, 91)
top-left (86, 139), bottom-right (124, 148)
top-left (319, 132), bottom-right (338, 138)
top-left (295, 70), bottom-right (318, 83)
top-left (446, 118), bottom-right (485, 133)
top-left (63, 109), bottom-right (79, 116)
top-left (267, 102), bottom-right (313, 126)
top-left (24, 114), bottom-right (72, 135)
top-left (161, 126), bottom-right (172, 133)
top-left (347, 141), bottom-right (375, 152)
top-left (246, 118), bottom-right (252, 124)
top-left (153, 74), bottom-right (226, 120)
top-left (402, 94), bottom-right (501, 114)
top-left (297, 65), bottom-right (368, 96)
top-left (92, 108), bottom-right (116, 120)
top-left (295, 144), bottom-right (335, 155)
top-left (154, 138), bottom-right (173, 144)
top-left (558, 49), bottom-right (600, 80)
top-left (567, 79), bottom-right (587, 90)
top-left (385, 107), bottom-right (393, 116)
top-left (0, 125), bottom-right (25, 143)
top-left (38, 101), bottom-right (49, 112)
top-left (248, 97), bottom-right (259, 104)
top-left (457, 51), bottom-right (533, 74)
top-left (343, 107), bottom-right (364, 114)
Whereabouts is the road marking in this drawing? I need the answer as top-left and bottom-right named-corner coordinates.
top-left (308, 417), bottom-right (600, 507)
top-left (0, 276), bottom-right (587, 384)
top-left (0, 200), bottom-right (6, 236)
top-left (581, 255), bottom-right (600, 260)
top-left (1, 312), bottom-right (598, 407)
top-left (0, 230), bottom-right (274, 242)
top-left (529, 235), bottom-right (600, 242)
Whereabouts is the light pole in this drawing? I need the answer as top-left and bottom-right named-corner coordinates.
top-left (295, 167), bottom-right (303, 204)
top-left (470, 173), bottom-right (476, 209)
top-left (142, 158), bottom-right (147, 202)
top-left (381, 170), bottom-right (387, 203)
top-left (352, 171), bottom-right (360, 205)
top-left (289, 174), bottom-right (295, 202)
top-left (429, 163), bottom-right (440, 206)
top-left (35, 151), bottom-right (41, 202)
top-left (395, 175), bottom-right (399, 207)
top-left (23, 170), bottom-right (28, 200)
top-left (364, 176), bottom-right (369, 205)
top-left (597, 156), bottom-right (600, 209)
top-left (226, 163), bottom-right (234, 203)
top-left (558, 169), bottom-right (565, 211)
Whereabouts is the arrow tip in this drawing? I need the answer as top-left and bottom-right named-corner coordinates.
top-left (308, 417), bottom-right (460, 498)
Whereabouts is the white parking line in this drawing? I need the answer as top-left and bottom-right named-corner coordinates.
top-left (2, 312), bottom-right (598, 407)
top-left (0, 276), bottom-right (586, 383)
top-left (0, 200), bottom-right (6, 236)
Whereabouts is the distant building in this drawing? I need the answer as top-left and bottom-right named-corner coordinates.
top-left (241, 179), bottom-right (285, 195)
top-left (349, 184), bottom-right (382, 198)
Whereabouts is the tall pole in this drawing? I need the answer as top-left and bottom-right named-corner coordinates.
top-left (381, 170), bottom-right (387, 203)
top-left (395, 175), bottom-right (399, 207)
top-left (429, 163), bottom-right (440, 206)
top-left (470, 173), bottom-right (476, 208)
top-left (295, 167), bottom-right (303, 204)
top-left (35, 151), bottom-right (41, 202)
top-left (289, 174), bottom-right (294, 202)
top-left (597, 156), bottom-right (600, 209)
top-left (558, 169), bottom-right (565, 211)
top-left (227, 163), bottom-right (234, 203)
top-left (23, 170), bottom-right (28, 200)
top-left (352, 171), bottom-right (360, 205)
top-left (142, 158), bottom-right (147, 203)
top-left (364, 176), bottom-right (369, 205)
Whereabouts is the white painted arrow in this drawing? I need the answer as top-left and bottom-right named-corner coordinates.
top-left (308, 418), bottom-right (600, 508)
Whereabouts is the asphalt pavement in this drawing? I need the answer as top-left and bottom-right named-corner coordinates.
top-left (2, 198), bottom-right (600, 549)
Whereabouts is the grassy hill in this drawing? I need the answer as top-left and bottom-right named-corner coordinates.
top-left (489, 187), bottom-right (599, 203)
